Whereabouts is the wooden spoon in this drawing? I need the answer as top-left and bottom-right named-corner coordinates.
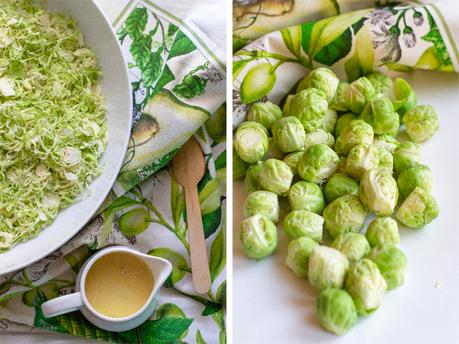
top-left (172, 137), bottom-right (211, 294)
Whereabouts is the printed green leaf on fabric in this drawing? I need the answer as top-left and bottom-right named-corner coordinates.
top-left (314, 17), bottom-right (365, 66)
top-left (34, 305), bottom-right (126, 343)
top-left (314, 26), bottom-right (352, 65)
top-left (171, 176), bottom-right (186, 228)
top-left (142, 46), bottom-right (164, 88)
top-left (167, 23), bottom-right (179, 37)
top-left (202, 300), bottom-right (222, 316)
top-left (214, 150), bottom-right (226, 171)
top-left (309, 9), bottom-right (371, 57)
top-left (281, 26), bottom-right (302, 57)
top-left (301, 21), bottom-right (315, 57)
top-left (199, 179), bottom-right (222, 215)
top-left (148, 248), bottom-right (190, 284)
top-left (169, 30), bottom-right (197, 59)
top-left (422, 10), bottom-right (452, 67)
top-left (173, 64), bottom-right (208, 99)
top-left (152, 64), bottom-right (175, 97)
top-left (119, 7), bottom-right (148, 42)
top-left (209, 229), bottom-right (225, 282)
top-left (196, 329), bottom-right (208, 344)
top-left (121, 318), bottom-right (193, 344)
top-left (202, 207), bottom-right (222, 239)
top-left (216, 281), bottom-right (226, 307)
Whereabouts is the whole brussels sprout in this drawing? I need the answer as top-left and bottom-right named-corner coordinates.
top-left (334, 113), bottom-right (357, 138)
top-left (403, 105), bottom-right (439, 142)
top-left (323, 195), bottom-right (367, 238)
top-left (330, 81), bottom-right (350, 112)
top-left (343, 77), bottom-right (376, 114)
top-left (286, 88), bottom-right (328, 132)
top-left (391, 77), bottom-right (416, 115)
top-left (240, 214), bottom-right (278, 259)
top-left (393, 142), bottom-right (421, 175)
top-left (319, 109), bottom-right (338, 134)
top-left (332, 233), bottom-right (371, 262)
top-left (304, 130), bottom-right (335, 151)
top-left (375, 145), bottom-right (393, 172)
top-left (397, 164), bottom-right (432, 199)
top-left (234, 121), bottom-right (269, 163)
top-left (366, 72), bottom-right (393, 98)
top-left (259, 159), bottom-right (293, 196)
top-left (243, 191), bottom-right (279, 223)
top-left (396, 187), bottom-right (439, 229)
top-left (373, 134), bottom-right (399, 153)
top-left (361, 97), bottom-right (399, 135)
top-left (334, 119), bottom-right (374, 156)
top-left (297, 67), bottom-right (339, 102)
top-left (247, 101), bottom-right (282, 130)
top-left (359, 169), bottom-right (398, 216)
top-left (288, 181), bottom-right (325, 214)
top-left (308, 246), bottom-right (349, 291)
top-left (345, 258), bottom-right (387, 315)
top-left (233, 147), bottom-right (247, 180)
top-left (283, 151), bottom-right (304, 175)
top-left (298, 144), bottom-right (339, 184)
top-left (264, 137), bottom-right (284, 160)
top-left (324, 173), bottom-right (359, 203)
top-left (244, 162), bottom-right (263, 193)
top-left (368, 245), bottom-right (407, 290)
top-left (286, 237), bottom-right (318, 278)
top-left (316, 288), bottom-right (357, 335)
top-left (272, 116), bottom-right (306, 153)
top-left (345, 144), bottom-right (380, 180)
top-left (284, 210), bottom-right (324, 242)
top-left (366, 217), bottom-right (400, 247)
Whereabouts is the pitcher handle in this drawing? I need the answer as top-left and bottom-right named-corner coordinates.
top-left (41, 292), bottom-right (83, 318)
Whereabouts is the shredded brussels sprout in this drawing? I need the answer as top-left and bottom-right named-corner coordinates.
top-left (0, 0), bottom-right (107, 250)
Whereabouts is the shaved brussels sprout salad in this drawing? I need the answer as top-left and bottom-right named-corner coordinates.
top-left (235, 66), bottom-right (440, 335)
top-left (0, 1), bottom-right (107, 250)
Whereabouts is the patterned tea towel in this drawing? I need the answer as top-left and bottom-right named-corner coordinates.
top-left (0, 0), bottom-right (226, 343)
top-left (233, 0), bottom-right (459, 126)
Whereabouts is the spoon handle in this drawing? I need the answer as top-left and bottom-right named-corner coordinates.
top-left (184, 183), bottom-right (211, 294)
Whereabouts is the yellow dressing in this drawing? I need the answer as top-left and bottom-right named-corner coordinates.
top-left (85, 252), bottom-right (154, 318)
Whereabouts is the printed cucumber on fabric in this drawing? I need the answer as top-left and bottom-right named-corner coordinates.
top-left (233, 4), bottom-right (457, 126)
top-left (114, 4), bottom-right (225, 195)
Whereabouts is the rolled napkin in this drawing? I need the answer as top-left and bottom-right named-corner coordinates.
top-left (233, 2), bottom-right (459, 126)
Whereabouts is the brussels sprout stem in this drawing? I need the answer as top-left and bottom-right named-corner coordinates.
top-left (237, 50), bottom-right (301, 64)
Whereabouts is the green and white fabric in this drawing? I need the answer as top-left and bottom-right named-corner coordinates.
top-left (233, 0), bottom-right (459, 126)
top-left (0, 1), bottom-right (226, 343)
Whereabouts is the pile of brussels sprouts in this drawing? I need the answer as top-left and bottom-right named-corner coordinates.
top-left (234, 67), bottom-right (440, 335)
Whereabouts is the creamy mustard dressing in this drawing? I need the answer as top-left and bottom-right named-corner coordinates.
top-left (85, 252), bottom-right (154, 318)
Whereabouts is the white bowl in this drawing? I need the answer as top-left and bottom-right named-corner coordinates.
top-left (0, 0), bottom-right (132, 275)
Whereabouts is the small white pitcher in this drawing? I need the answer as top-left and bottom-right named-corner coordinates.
top-left (41, 246), bottom-right (172, 332)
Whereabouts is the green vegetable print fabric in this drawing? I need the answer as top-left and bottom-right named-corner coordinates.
top-left (233, 1), bottom-right (459, 127)
top-left (0, 1), bottom-right (226, 343)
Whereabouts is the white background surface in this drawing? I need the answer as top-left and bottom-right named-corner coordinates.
top-left (233, 70), bottom-right (459, 343)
